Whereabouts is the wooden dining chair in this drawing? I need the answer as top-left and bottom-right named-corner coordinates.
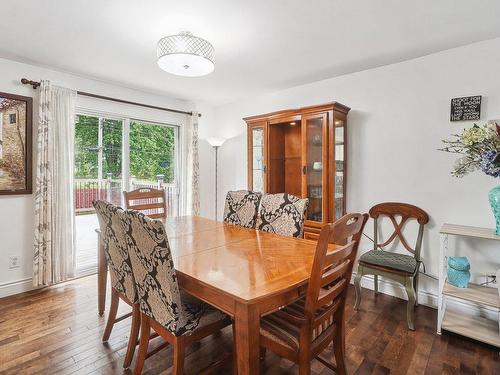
top-left (118, 209), bottom-right (232, 375)
top-left (256, 193), bottom-right (309, 237)
top-left (259, 213), bottom-right (367, 375)
top-left (223, 190), bottom-right (262, 228)
top-left (93, 200), bottom-right (140, 369)
top-left (354, 202), bottom-right (429, 330)
top-left (123, 187), bottom-right (167, 218)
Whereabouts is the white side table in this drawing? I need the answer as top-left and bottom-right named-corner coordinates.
top-left (438, 224), bottom-right (500, 347)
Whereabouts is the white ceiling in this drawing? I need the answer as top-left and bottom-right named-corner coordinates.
top-left (2, 0), bottom-right (500, 105)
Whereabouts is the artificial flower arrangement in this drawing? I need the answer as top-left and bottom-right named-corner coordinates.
top-left (440, 122), bottom-right (500, 234)
top-left (440, 122), bottom-right (500, 177)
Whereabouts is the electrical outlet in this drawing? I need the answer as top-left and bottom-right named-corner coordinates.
top-left (9, 256), bottom-right (20, 269)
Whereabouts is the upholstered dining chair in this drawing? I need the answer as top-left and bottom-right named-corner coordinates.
top-left (256, 193), bottom-right (309, 238)
top-left (123, 187), bottom-right (167, 218)
top-left (354, 202), bottom-right (429, 330)
top-left (223, 190), bottom-right (262, 228)
top-left (118, 209), bottom-right (232, 375)
top-left (93, 200), bottom-right (140, 369)
top-left (259, 215), bottom-right (364, 375)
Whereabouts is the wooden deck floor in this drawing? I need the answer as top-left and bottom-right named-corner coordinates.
top-left (0, 275), bottom-right (499, 374)
top-left (75, 214), bottom-right (99, 273)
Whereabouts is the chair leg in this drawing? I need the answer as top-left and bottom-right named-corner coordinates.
top-left (404, 277), bottom-right (416, 330)
top-left (102, 288), bottom-right (119, 342)
top-left (374, 275), bottom-right (379, 295)
top-left (173, 337), bottom-right (186, 375)
top-left (333, 336), bottom-right (347, 375)
top-left (123, 304), bottom-right (141, 368)
top-left (259, 347), bottom-right (267, 360)
top-left (298, 355), bottom-right (311, 375)
top-left (232, 322), bottom-right (238, 375)
top-left (353, 266), bottom-right (363, 310)
top-left (133, 314), bottom-right (150, 375)
top-left (414, 273), bottom-right (419, 307)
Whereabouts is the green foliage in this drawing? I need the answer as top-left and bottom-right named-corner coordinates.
top-left (130, 121), bottom-right (175, 182)
top-left (75, 115), bottom-right (98, 178)
top-left (74, 115), bottom-right (176, 183)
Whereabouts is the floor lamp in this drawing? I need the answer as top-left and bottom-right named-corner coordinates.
top-left (206, 137), bottom-right (226, 220)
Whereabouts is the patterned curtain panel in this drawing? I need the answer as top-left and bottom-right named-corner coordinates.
top-left (33, 80), bottom-right (77, 287)
top-left (185, 111), bottom-right (200, 215)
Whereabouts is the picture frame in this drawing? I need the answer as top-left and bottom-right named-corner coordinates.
top-left (0, 91), bottom-right (33, 195)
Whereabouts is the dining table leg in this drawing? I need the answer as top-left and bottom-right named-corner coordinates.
top-left (97, 230), bottom-right (107, 316)
top-left (234, 301), bottom-right (260, 375)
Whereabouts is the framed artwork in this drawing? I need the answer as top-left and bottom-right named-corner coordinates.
top-left (0, 92), bottom-right (33, 195)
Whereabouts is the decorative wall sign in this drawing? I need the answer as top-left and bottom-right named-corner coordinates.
top-left (0, 92), bottom-right (32, 195)
top-left (450, 95), bottom-right (481, 122)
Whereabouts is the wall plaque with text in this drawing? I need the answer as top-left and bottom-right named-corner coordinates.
top-left (450, 95), bottom-right (481, 121)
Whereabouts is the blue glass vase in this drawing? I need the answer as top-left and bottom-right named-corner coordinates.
top-left (488, 185), bottom-right (500, 235)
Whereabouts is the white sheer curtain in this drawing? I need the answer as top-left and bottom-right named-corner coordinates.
top-left (33, 81), bottom-right (77, 287)
top-left (183, 111), bottom-right (200, 215)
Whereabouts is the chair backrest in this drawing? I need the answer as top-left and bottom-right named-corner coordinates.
top-left (123, 187), bottom-right (167, 219)
top-left (369, 202), bottom-right (429, 261)
top-left (256, 193), bottom-right (309, 238)
top-left (223, 190), bottom-right (262, 228)
top-left (329, 213), bottom-right (369, 276)
top-left (304, 223), bottom-right (357, 325)
top-left (118, 209), bottom-right (201, 336)
top-left (93, 200), bottom-right (137, 304)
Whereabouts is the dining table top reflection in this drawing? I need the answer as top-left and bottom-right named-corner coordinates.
top-left (97, 215), bottom-right (333, 375)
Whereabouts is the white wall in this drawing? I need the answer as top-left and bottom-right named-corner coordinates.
top-left (0, 57), bottom-right (198, 297)
top-left (206, 37), bottom-right (500, 304)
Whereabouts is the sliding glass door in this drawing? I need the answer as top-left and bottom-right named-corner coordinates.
top-left (74, 114), bottom-right (179, 274)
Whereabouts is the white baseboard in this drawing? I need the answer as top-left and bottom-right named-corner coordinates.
top-left (352, 272), bottom-right (499, 321)
top-left (351, 272), bottom-right (438, 308)
top-left (0, 277), bottom-right (35, 298)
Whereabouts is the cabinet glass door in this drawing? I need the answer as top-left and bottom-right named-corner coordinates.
top-left (250, 126), bottom-right (265, 192)
top-left (304, 114), bottom-right (327, 223)
top-left (334, 118), bottom-right (346, 219)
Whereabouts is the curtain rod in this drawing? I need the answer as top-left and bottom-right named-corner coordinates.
top-left (20, 78), bottom-right (201, 117)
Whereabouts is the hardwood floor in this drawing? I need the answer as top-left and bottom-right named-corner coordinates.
top-left (0, 275), bottom-right (498, 374)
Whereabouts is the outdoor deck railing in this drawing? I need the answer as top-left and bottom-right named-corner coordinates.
top-left (75, 177), bottom-right (179, 217)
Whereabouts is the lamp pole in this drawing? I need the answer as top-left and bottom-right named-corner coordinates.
top-left (206, 137), bottom-right (226, 221)
top-left (214, 145), bottom-right (219, 220)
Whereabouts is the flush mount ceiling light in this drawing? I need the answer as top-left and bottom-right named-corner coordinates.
top-left (157, 31), bottom-right (215, 77)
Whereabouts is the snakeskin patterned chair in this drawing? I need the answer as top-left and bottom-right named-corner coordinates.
top-left (223, 190), bottom-right (262, 228)
top-left (256, 193), bottom-right (309, 238)
top-left (258, 213), bottom-right (367, 375)
top-left (93, 200), bottom-right (140, 369)
top-left (118, 209), bottom-right (231, 375)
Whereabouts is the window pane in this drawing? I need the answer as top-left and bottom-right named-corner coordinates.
top-left (102, 118), bottom-right (123, 180)
top-left (252, 127), bottom-right (264, 192)
top-left (75, 115), bottom-right (99, 179)
top-left (129, 121), bottom-right (176, 186)
top-left (306, 117), bottom-right (323, 222)
top-left (335, 126), bottom-right (344, 219)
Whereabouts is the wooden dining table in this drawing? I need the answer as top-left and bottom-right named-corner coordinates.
top-left (97, 215), bottom-right (332, 375)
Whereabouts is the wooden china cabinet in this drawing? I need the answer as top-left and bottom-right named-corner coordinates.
top-left (245, 102), bottom-right (350, 240)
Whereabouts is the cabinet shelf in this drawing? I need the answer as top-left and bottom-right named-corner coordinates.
top-left (443, 282), bottom-right (500, 309)
top-left (442, 310), bottom-right (500, 347)
top-left (440, 223), bottom-right (500, 241)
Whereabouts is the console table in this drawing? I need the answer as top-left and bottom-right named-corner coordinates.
top-left (438, 223), bottom-right (500, 347)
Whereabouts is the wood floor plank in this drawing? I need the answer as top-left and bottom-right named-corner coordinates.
top-left (0, 275), bottom-right (499, 374)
